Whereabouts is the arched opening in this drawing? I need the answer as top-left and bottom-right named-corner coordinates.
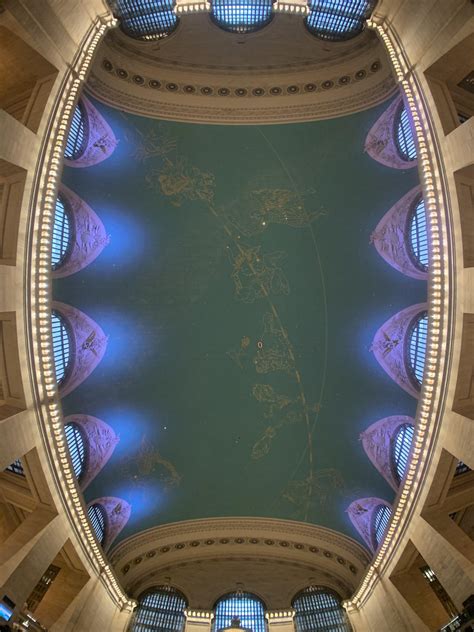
top-left (210, 0), bottom-right (274, 34)
top-left (51, 195), bottom-right (73, 270)
top-left (110, 0), bottom-right (178, 40)
top-left (87, 503), bottom-right (107, 546)
top-left (131, 586), bottom-right (187, 632)
top-left (213, 592), bottom-right (266, 632)
top-left (305, 0), bottom-right (375, 41)
top-left (395, 105), bottom-right (417, 161)
top-left (406, 196), bottom-right (429, 272)
top-left (373, 504), bottom-right (391, 549)
top-left (51, 311), bottom-right (72, 385)
top-left (64, 101), bottom-right (88, 160)
top-left (392, 423), bottom-right (415, 484)
top-left (406, 311), bottom-right (428, 388)
top-left (293, 586), bottom-right (351, 632)
top-left (64, 422), bottom-right (87, 481)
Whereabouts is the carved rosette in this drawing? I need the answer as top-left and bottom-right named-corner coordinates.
top-left (65, 94), bottom-right (118, 168)
top-left (53, 184), bottom-right (109, 278)
top-left (360, 415), bottom-right (415, 491)
top-left (371, 185), bottom-right (427, 280)
top-left (365, 95), bottom-right (418, 170)
top-left (371, 302), bottom-right (428, 399)
top-left (347, 497), bottom-right (392, 552)
top-left (88, 496), bottom-right (132, 552)
top-left (64, 414), bottom-right (119, 490)
top-left (53, 301), bottom-right (108, 397)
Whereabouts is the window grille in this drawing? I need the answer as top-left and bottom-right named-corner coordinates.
top-left (88, 503), bottom-right (106, 546)
top-left (373, 504), bottom-right (391, 548)
top-left (112, 0), bottom-right (178, 40)
top-left (213, 592), bottom-right (266, 632)
top-left (64, 102), bottom-right (87, 160)
top-left (26, 564), bottom-right (61, 612)
top-left (52, 195), bottom-right (72, 270)
top-left (131, 587), bottom-right (187, 632)
top-left (395, 105), bottom-right (417, 161)
top-left (420, 566), bottom-right (458, 619)
top-left (5, 459), bottom-right (25, 476)
top-left (293, 586), bottom-right (351, 632)
top-left (392, 423), bottom-right (414, 484)
top-left (406, 311), bottom-right (428, 387)
top-left (65, 423), bottom-right (87, 480)
top-left (211, 0), bottom-right (273, 34)
top-left (305, 0), bottom-right (374, 41)
top-left (51, 311), bottom-right (71, 385)
top-left (407, 197), bottom-right (428, 272)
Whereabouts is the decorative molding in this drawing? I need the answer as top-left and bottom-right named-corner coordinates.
top-left (365, 94), bottom-right (417, 169)
top-left (360, 415), bottom-right (415, 491)
top-left (64, 414), bottom-right (119, 490)
top-left (371, 184), bottom-right (427, 280)
top-left (52, 301), bottom-right (108, 398)
top-left (53, 183), bottom-right (109, 278)
top-left (371, 302), bottom-right (428, 399)
top-left (65, 94), bottom-right (118, 168)
top-left (347, 498), bottom-right (392, 552)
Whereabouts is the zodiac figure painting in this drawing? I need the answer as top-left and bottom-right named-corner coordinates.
top-left (120, 435), bottom-right (181, 491)
top-left (147, 157), bottom-right (215, 206)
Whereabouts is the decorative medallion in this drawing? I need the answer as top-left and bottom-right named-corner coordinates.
top-left (270, 87), bottom-right (282, 95)
top-left (218, 88), bottom-right (230, 96)
top-left (166, 82), bottom-right (178, 91)
top-left (201, 86), bottom-right (213, 95)
top-left (304, 83), bottom-right (317, 92)
top-left (133, 75), bottom-right (144, 85)
top-left (287, 85), bottom-right (299, 93)
top-left (149, 79), bottom-right (161, 89)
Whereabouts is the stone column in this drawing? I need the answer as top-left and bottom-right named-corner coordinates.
top-left (185, 608), bottom-right (214, 632)
top-left (266, 609), bottom-right (295, 632)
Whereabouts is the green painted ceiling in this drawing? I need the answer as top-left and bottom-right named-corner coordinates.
top-left (56, 95), bottom-right (424, 545)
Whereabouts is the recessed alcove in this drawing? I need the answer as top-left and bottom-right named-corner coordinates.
top-left (0, 159), bottom-right (27, 266)
top-left (454, 164), bottom-right (474, 268)
top-left (453, 313), bottom-right (474, 420)
top-left (0, 311), bottom-right (26, 420)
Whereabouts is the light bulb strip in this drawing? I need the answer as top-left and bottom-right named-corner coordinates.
top-left (344, 17), bottom-right (450, 611)
top-left (28, 13), bottom-right (135, 612)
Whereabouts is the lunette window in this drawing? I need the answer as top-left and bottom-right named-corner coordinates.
top-left (293, 586), bottom-right (350, 632)
top-left (211, 0), bottom-right (273, 34)
top-left (213, 592), bottom-right (266, 632)
top-left (112, 0), bottom-right (178, 40)
top-left (131, 587), bottom-right (187, 632)
top-left (306, 0), bottom-right (374, 41)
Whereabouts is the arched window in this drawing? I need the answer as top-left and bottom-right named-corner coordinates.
top-left (64, 102), bottom-right (87, 160)
top-left (373, 504), bottom-right (391, 548)
top-left (407, 196), bottom-right (428, 272)
top-left (132, 587), bottom-right (187, 632)
top-left (87, 503), bottom-right (106, 545)
top-left (65, 422), bottom-right (87, 480)
top-left (111, 0), bottom-right (178, 40)
top-left (395, 105), bottom-right (417, 161)
top-left (392, 423), bottom-right (414, 484)
top-left (293, 586), bottom-right (350, 632)
top-left (406, 311), bottom-right (428, 387)
top-left (213, 592), bottom-right (266, 632)
top-left (211, 0), bottom-right (273, 34)
top-left (51, 311), bottom-right (71, 384)
top-left (52, 195), bottom-right (72, 270)
top-left (305, 0), bottom-right (375, 41)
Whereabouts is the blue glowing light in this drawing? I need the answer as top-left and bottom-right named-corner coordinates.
top-left (306, 0), bottom-right (374, 41)
top-left (113, 0), bottom-right (178, 40)
top-left (211, 0), bottom-right (273, 34)
top-left (213, 593), bottom-right (266, 632)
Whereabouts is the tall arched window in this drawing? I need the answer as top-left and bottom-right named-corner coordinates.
top-left (407, 197), bottom-right (428, 271)
top-left (52, 195), bottom-right (72, 270)
top-left (211, 0), bottom-right (273, 34)
top-left (293, 586), bottom-right (350, 632)
top-left (213, 592), bottom-right (266, 632)
top-left (305, 0), bottom-right (375, 41)
top-left (406, 311), bottom-right (428, 388)
top-left (51, 311), bottom-right (71, 384)
top-left (395, 105), bottom-right (417, 161)
top-left (111, 0), bottom-right (178, 40)
top-left (64, 102), bottom-right (87, 160)
top-left (392, 423), bottom-right (414, 484)
top-left (131, 587), bottom-right (187, 632)
top-left (65, 422), bottom-right (87, 480)
top-left (87, 503), bottom-right (106, 546)
top-left (373, 504), bottom-right (391, 548)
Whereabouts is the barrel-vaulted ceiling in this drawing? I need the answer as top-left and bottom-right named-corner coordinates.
top-left (55, 90), bottom-right (425, 545)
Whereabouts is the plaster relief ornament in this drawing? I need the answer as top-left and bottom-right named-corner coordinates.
top-left (371, 302), bottom-right (428, 398)
top-left (364, 96), bottom-right (418, 170)
top-left (53, 184), bottom-right (109, 278)
top-left (65, 95), bottom-right (118, 168)
top-left (370, 185), bottom-right (427, 280)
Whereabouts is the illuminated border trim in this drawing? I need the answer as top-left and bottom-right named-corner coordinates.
top-left (27, 13), bottom-right (135, 611)
top-left (344, 16), bottom-right (450, 611)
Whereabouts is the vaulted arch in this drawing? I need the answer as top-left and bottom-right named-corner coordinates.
top-left (347, 498), bottom-right (392, 552)
top-left (87, 496), bottom-right (131, 551)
